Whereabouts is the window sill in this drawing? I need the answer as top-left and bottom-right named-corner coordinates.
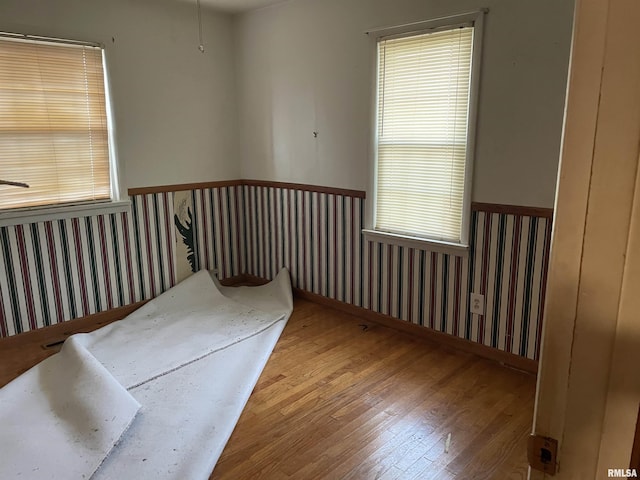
top-left (0, 200), bottom-right (131, 227)
top-left (362, 229), bottom-right (469, 256)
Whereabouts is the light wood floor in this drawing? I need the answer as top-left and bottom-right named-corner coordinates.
top-left (211, 298), bottom-right (536, 480)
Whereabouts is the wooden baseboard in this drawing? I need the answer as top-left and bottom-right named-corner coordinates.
top-left (219, 274), bottom-right (264, 286)
top-left (0, 273), bottom-right (537, 388)
top-left (294, 288), bottom-right (538, 374)
top-left (294, 289), bottom-right (537, 374)
top-left (235, 273), bottom-right (270, 286)
top-left (241, 273), bottom-right (537, 374)
top-left (0, 301), bottom-right (146, 388)
top-left (304, 290), bottom-right (536, 373)
top-left (632, 403), bottom-right (640, 469)
top-left (0, 301), bottom-right (147, 349)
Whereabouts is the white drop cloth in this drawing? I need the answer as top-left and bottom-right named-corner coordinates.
top-left (0, 269), bottom-right (293, 480)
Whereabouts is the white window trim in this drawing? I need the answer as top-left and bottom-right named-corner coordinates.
top-left (363, 229), bottom-right (469, 257)
top-left (0, 200), bottom-right (131, 227)
top-left (0, 32), bottom-right (125, 225)
top-left (364, 9), bottom-right (487, 255)
top-left (102, 47), bottom-right (124, 204)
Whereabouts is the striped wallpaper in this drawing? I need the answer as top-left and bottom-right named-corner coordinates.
top-left (130, 193), bottom-right (175, 299)
top-left (0, 212), bottom-right (141, 337)
top-left (243, 185), bottom-right (365, 305)
top-left (0, 187), bottom-right (242, 337)
top-left (190, 186), bottom-right (245, 279)
top-left (0, 182), bottom-right (551, 361)
top-left (242, 185), bottom-right (551, 361)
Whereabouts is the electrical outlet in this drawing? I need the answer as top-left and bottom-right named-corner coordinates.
top-left (527, 435), bottom-right (558, 475)
top-left (470, 293), bottom-right (484, 315)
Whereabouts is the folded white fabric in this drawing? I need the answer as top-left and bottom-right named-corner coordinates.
top-left (0, 269), bottom-right (293, 480)
top-left (0, 336), bottom-right (141, 479)
top-left (76, 270), bottom-right (286, 389)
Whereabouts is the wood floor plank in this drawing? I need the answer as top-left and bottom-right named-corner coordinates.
top-left (211, 299), bottom-right (536, 479)
top-left (0, 293), bottom-right (535, 479)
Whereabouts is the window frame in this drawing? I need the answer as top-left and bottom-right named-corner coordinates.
top-left (0, 32), bottom-right (127, 227)
top-left (364, 10), bottom-right (486, 254)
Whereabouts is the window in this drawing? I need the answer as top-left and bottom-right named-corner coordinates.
top-left (372, 12), bottom-right (483, 247)
top-left (0, 33), bottom-right (115, 212)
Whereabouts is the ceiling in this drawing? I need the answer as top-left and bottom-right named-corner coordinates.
top-left (190, 0), bottom-right (288, 14)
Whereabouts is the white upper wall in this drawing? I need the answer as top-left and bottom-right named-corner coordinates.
top-left (0, 0), bottom-right (239, 189)
top-left (0, 0), bottom-right (574, 206)
top-left (234, 0), bottom-right (575, 208)
top-left (191, 0), bottom-right (288, 14)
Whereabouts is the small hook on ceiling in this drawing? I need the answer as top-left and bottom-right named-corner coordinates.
top-left (196, 0), bottom-right (205, 53)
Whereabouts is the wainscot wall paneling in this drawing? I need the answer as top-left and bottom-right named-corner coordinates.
top-left (129, 187), bottom-right (244, 297)
top-left (0, 180), bottom-right (551, 363)
top-left (243, 185), bottom-right (366, 305)
top-left (468, 209), bottom-right (552, 360)
top-left (0, 187), bottom-right (241, 338)
top-left (0, 212), bottom-right (141, 336)
top-left (189, 186), bottom-right (246, 280)
top-left (130, 192), bottom-right (176, 299)
top-left (242, 184), bottom-right (552, 361)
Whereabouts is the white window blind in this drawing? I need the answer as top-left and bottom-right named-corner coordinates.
top-left (0, 35), bottom-right (111, 210)
top-left (375, 26), bottom-right (474, 243)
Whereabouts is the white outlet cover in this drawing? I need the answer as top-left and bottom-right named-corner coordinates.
top-left (470, 293), bottom-right (485, 315)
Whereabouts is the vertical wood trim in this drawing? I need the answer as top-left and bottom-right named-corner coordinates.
top-left (534, 1), bottom-right (640, 478)
top-left (529, 1), bottom-right (608, 478)
top-left (596, 124), bottom-right (640, 471)
top-left (632, 404), bottom-right (640, 470)
top-left (567, 0), bottom-right (640, 475)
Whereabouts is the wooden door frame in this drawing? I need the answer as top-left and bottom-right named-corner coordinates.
top-left (531, 0), bottom-right (640, 478)
top-left (631, 405), bottom-right (640, 470)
